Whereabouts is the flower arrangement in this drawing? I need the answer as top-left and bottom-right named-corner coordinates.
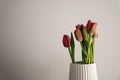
top-left (62, 20), bottom-right (98, 64)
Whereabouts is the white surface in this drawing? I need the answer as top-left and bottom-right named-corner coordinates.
top-left (0, 0), bottom-right (120, 80)
top-left (69, 63), bottom-right (98, 80)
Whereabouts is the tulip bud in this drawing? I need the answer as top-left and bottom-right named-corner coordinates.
top-left (86, 20), bottom-right (92, 26)
top-left (74, 29), bottom-right (83, 41)
top-left (63, 35), bottom-right (71, 47)
top-left (86, 20), bottom-right (92, 33)
top-left (90, 23), bottom-right (97, 36)
top-left (76, 24), bottom-right (81, 29)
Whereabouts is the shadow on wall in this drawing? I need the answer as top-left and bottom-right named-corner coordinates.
top-left (0, 47), bottom-right (25, 80)
top-left (118, 76), bottom-right (120, 80)
top-left (0, 48), bottom-right (51, 80)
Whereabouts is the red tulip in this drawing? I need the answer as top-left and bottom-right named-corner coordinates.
top-left (63, 35), bottom-right (71, 47)
top-left (90, 23), bottom-right (97, 36)
top-left (86, 20), bottom-right (92, 33)
top-left (74, 29), bottom-right (83, 41)
top-left (76, 24), bottom-right (81, 29)
top-left (86, 20), bottom-right (92, 26)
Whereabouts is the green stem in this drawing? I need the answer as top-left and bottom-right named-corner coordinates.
top-left (80, 41), bottom-right (87, 64)
top-left (80, 35), bottom-right (95, 64)
top-left (86, 43), bottom-right (91, 64)
top-left (92, 38), bottom-right (95, 63)
top-left (68, 47), bottom-right (75, 63)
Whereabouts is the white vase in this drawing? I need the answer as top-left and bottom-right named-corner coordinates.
top-left (69, 62), bottom-right (98, 80)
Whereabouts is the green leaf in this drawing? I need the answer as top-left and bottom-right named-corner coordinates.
top-left (70, 32), bottom-right (75, 63)
top-left (71, 32), bottom-right (75, 53)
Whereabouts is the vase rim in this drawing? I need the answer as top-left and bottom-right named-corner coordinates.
top-left (70, 61), bottom-right (96, 65)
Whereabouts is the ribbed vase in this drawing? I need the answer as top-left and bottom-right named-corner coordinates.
top-left (69, 63), bottom-right (98, 80)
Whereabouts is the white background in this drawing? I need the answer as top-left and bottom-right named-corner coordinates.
top-left (0, 0), bottom-right (120, 80)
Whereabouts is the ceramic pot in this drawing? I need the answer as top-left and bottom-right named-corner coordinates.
top-left (69, 62), bottom-right (98, 80)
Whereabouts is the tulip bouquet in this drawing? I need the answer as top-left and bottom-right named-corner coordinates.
top-left (63, 20), bottom-right (98, 64)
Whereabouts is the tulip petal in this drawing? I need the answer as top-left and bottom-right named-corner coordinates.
top-left (76, 24), bottom-right (81, 29)
top-left (86, 20), bottom-right (93, 33)
top-left (63, 35), bottom-right (71, 47)
top-left (90, 23), bottom-right (97, 36)
top-left (74, 29), bottom-right (83, 41)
